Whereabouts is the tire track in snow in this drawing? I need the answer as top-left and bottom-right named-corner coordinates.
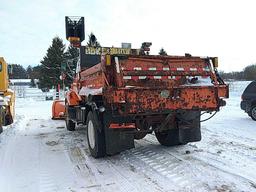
top-left (141, 134), bottom-right (256, 191)
top-left (130, 141), bottom-right (205, 191)
top-left (63, 127), bottom-right (255, 192)
top-left (37, 120), bottom-right (83, 192)
top-left (65, 128), bottom-right (172, 192)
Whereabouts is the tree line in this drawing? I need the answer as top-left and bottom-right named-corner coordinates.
top-left (8, 33), bottom-right (100, 90)
top-left (9, 36), bottom-right (255, 91)
top-left (220, 64), bottom-right (256, 81)
top-left (11, 34), bottom-right (166, 90)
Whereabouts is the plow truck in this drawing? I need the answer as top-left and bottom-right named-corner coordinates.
top-left (58, 16), bottom-right (229, 158)
top-left (0, 57), bottom-right (15, 133)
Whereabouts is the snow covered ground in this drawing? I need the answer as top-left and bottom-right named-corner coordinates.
top-left (0, 81), bottom-right (256, 192)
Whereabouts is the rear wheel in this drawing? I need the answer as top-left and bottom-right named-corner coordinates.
top-left (86, 111), bottom-right (106, 158)
top-left (155, 111), bottom-right (201, 146)
top-left (155, 129), bottom-right (187, 146)
top-left (250, 105), bottom-right (256, 121)
top-left (134, 132), bottom-right (147, 140)
top-left (65, 106), bottom-right (76, 131)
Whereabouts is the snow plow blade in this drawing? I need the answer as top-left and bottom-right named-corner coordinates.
top-left (52, 100), bottom-right (65, 120)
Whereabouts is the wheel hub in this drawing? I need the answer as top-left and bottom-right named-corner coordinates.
top-left (88, 120), bottom-right (95, 149)
top-left (252, 107), bottom-right (256, 119)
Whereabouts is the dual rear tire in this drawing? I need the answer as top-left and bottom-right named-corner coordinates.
top-left (86, 111), bottom-right (106, 158)
top-left (155, 111), bottom-right (201, 146)
top-left (65, 105), bottom-right (106, 158)
top-left (155, 129), bottom-right (187, 146)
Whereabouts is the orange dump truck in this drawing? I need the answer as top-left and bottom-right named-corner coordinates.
top-left (63, 17), bottom-right (229, 158)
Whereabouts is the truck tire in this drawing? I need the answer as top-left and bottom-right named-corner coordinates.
top-left (134, 132), bottom-right (147, 140)
top-left (155, 129), bottom-right (187, 146)
top-left (249, 105), bottom-right (256, 121)
top-left (86, 111), bottom-right (106, 158)
top-left (65, 106), bottom-right (75, 131)
top-left (66, 118), bottom-right (76, 131)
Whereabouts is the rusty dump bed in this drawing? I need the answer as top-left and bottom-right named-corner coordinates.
top-left (79, 55), bottom-right (229, 115)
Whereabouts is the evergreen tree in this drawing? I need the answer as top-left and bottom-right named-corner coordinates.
top-left (30, 79), bottom-right (36, 87)
top-left (64, 45), bottom-right (79, 85)
top-left (159, 48), bottom-right (168, 56)
top-left (243, 64), bottom-right (256, 80)
top-left (26, 65), bottom-right (33, 78)
top-left (39, 37), bottom-right (66, 90)
top-left (31, 65), bottom-right (42, 79)
top-left (8, 64), bottom-right (28, 79)
top-left (87, 32), bottom-right (101, 47)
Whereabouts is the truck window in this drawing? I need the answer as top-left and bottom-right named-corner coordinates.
top-left (244, 81), bottom-right (256, 93)
top-left (0, 62), bottom-right (2, 72)
top-left (79, 46), bottom-right (101, 69)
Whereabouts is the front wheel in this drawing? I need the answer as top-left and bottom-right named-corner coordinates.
top-left (250, 105), bottom-right (256, 121)
top-left (65, 106), bottom-right (76, 131)
top-left (66, 118), bottom-right (76, 131)
top-left (86, 111), bottom-right (106, 158)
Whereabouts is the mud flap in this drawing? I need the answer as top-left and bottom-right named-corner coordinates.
top-left (104, 129), bottom-right (134, 155)
top-left (177, 111), bottom-right (201, 143)
top-left (179, 126), bottom-right (201, 143)
top-left (103, 113), bottom-right (134, 155)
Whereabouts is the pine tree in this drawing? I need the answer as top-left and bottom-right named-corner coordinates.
top-left (39, 37), bottom-right (66, 90)
top-left (26, 65), bottom-right (32, 78)
top-left (159, 48), bottom-right (168, 56)
top-left (30, 79), bottom-right (36, 87)
top-left (30, 65), bottom-right (41, 79)
top-left (87, 32), bottom-right (101, 47)
top-left (64, 45), bottom-right (79, 85)
top-left (8, 64), bottom-right (28, 79)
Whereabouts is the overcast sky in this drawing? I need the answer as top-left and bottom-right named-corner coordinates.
top-left (1, 0), bottom-right (256, 72)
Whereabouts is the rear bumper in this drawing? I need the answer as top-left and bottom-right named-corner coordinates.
top-left (240, 100), bottom-right (251, 113)
top-left (103, 85), bottom-right (229, 114)
top-left (240, 101), bottom-right (246, 111)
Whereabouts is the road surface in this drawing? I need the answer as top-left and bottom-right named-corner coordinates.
top-left (0, 82), bottom-right (255, 192)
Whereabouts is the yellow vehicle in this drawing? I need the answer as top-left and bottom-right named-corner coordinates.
top-left (0, 57), bottom-right (15, 133)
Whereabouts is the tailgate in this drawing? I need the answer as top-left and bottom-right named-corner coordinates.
top-left (103, 85), bottom-right (228, 114)
top-left (114, 55), bottom-right (216, 88)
